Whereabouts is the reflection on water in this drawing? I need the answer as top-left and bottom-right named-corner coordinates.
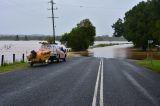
top-left (89, 44), bottom-right (133, 58)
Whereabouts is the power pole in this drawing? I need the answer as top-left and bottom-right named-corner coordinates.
top-left (48, 0), bottom-right (58, 44)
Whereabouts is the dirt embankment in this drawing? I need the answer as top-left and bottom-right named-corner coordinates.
top-left (126, 48), bottom-right (160, 60)
top-left (67, 51), bottom-right (91, 57)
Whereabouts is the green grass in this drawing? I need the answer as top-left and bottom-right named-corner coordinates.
top-left (94, 43), bottom-right (118, 48)
top-left (0, 62), bottom-right (28, 73)
top-left (137, 59), bottom-right (160, 73)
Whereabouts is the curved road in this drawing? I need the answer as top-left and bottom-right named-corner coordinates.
top-left (0, 57), bottom-right (160, 106)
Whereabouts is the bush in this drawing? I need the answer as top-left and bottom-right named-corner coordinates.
top-left (60, 19), bottom-right (96, 51)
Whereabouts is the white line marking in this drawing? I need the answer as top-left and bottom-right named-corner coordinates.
top-left (100, 59), bottom-right (104, 106)
top-left (123, 71), bottom-right (158, 105)
top-left (92, 59), bottom-right (102, 106)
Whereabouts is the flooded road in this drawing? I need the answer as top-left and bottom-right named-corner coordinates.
top-left (89, 44), bottom-right (133, 58)
top-left (0, 41), bottom-right (132, 65)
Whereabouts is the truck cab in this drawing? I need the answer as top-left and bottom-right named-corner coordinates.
top-left (41, 43), bottom-right (67, 62)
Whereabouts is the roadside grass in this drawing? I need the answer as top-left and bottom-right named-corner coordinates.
top-left (93, 43), bottom-right (119, 48)
top-left (137, 59), bottom-right (160, 73)
top-left (0, 62), bottom-right (28, 73)
top-left (94, 43), bottom-right (119, 48)
top-left (66, 54), bottom-right (74, 59)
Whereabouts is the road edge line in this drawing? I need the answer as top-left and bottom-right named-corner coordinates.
top-left (123, 71), bottom-right (159, 105)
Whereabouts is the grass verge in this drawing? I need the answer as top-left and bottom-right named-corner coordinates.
top-left (137, 59), bottom-right (160, 73)
top-left (94, 43), bottom-right (118, 48)
top-left (0, 62), bottom-right (28, 73)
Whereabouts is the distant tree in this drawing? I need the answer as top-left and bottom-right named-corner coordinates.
top-left (55, 36), bottom-right (62, 41)
top-left (112, 18), bottom-right (124, 37)
top-left (15, 35), bottom-right (19, 41)
top-left (46, 36), bottom-right (54, 44)
top-left (24, 35), bottom-right (28, 41)
top-left (60, 33), bottom-right (70, 45)
top-left (77, 19), bottom-right (96, 46)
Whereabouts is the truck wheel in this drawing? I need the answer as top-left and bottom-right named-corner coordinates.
top-left (57, 58), bottom-right (60, 63)
top-left (30, 62), bottom-right (34, 67)
top-left (63, 58), bottom-right (66, 62)
top-left (57, 55), bottom-right (60, 63)
top-left (49, 57), bottom-right (54, 63)
top-left (63, 55), bottom-right (66, 62)
top-left (51, 59), bottom-right (54, 63)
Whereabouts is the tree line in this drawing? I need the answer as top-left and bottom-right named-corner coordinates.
top-left (0, 35), bottom-right (62, 41)
top-left (112, 0), bottom-right (160, 50)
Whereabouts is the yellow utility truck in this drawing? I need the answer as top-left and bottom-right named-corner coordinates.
top-left (27, 49), bottom-right (51, 66)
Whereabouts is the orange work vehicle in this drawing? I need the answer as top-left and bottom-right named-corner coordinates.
top-left (27, 49), bottom-right (51, 67)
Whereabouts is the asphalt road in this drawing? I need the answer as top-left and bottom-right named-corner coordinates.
top-left (0, 57), bottom-right (160, 106)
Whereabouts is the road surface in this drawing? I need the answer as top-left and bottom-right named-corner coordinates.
top-left (0, 57), bottom-right (160, 106)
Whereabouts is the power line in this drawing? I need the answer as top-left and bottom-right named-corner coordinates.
top-left (48, 0), bottom-right (58, 44)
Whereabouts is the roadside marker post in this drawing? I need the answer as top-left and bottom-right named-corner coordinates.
top-left (1, 55), bottom-right (4, 66)
top-left (13, 54), bottom-right (15, 63)
top-left (147, 40), bottom-right (153, 65)
top-left (22, 53), bottom-right (25, 62)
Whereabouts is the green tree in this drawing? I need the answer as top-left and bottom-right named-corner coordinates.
top-left (124, 1), bottom-right (150, 49)
top-left (16, 35), bottom-right (20, 41)
top-left (60, 33), bottom-right (70, 45)
top-left (150, 0), bottom-right (160, 44)
top-left (15, 35), bottom-right (19, 41)
top-left (112, 0), bottom-right (160, 50)
top-left (60, 19), bottom-right (96, 51)
top-left (152, 20), bottom-right (160, 43)
top-left (46, 36), bottom-right (54, 44)
top-left (112, 18), bottom-right (124, 37)
top-left (24, 35), bottom-right (28, 41)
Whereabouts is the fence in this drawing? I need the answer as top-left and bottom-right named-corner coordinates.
top-left (66, 48), bottom-right (72, 52)
top-left (1, 53), bottom-right (25, 66)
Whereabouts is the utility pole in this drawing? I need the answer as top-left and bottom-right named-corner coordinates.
top-left (48, 0), bottom-right (58, 44)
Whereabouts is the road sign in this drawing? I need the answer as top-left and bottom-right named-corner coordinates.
top-left (148, 40), bottom-right (153, 44)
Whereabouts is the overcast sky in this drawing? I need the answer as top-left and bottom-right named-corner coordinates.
top-left (0, 0), bottom-right (146, 36)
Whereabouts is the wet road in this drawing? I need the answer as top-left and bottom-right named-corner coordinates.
top-left (0, 57), bottom-right (160, 106)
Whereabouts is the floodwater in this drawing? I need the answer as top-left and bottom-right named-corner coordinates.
top-left (0, 41), bottom-right (60, 64)
top-left (0, 41), bottom-right (132, 65)
top-left (0, 41), bottom-right (41, 64)
top-left (90, 42), bottom-right (133, 58)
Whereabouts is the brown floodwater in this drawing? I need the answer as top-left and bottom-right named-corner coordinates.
top-left (89, 44), bottom-right (133, 58)
top-left (126, 48), bottom-right (160, 60)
